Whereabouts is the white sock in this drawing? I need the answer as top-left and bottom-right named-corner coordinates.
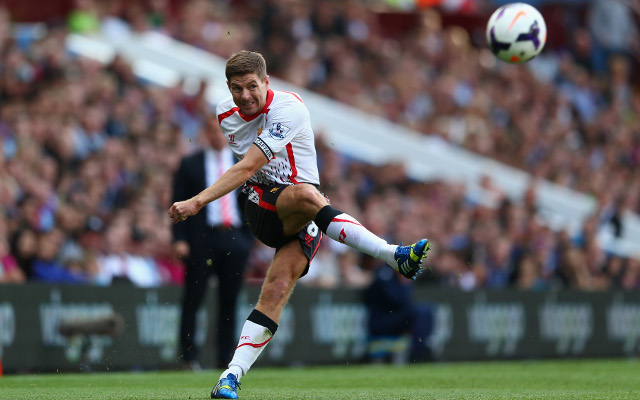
top-left (324, 213), bottom-right (398, 268)
top-left (220, 365), bottom-right (243, 381)
top-left (220, 320), bottom-right (274, 381)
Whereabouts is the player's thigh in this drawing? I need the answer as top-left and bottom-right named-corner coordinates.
top-left (277, 184), bottom-right (329, 236)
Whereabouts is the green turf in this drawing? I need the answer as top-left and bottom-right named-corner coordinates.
top-left (1, 359), bottom-right (639, 399)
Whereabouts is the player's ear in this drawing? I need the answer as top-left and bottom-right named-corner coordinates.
top-left (226, 81), bottom-right (230, 92)
top-left (264, 75), bottom-right (270, 87)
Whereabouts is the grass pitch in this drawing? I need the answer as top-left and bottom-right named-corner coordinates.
top-left (2, 359), bottom-right (639, 399)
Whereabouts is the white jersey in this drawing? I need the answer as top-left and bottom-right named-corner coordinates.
top-left (216, 89), bottom-right (320, 186)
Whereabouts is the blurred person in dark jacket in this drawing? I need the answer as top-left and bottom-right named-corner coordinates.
top-left (172, 117), bottom-right (253, 370)
top-left (364, 264), bottom-right (434, 363)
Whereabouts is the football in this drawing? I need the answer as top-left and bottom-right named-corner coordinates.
top-left (486, 2), bottom-right (547, 63)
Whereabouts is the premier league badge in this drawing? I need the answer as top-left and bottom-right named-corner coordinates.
top-left (268, 122), bottom-right (289, 139)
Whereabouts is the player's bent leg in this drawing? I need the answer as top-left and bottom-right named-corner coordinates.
top-left (276, 183), bottom-right (329, 236)
top-left (275, 186), bottom-right (403, 269)
top-left (314, 204), bottom-right (432, 279)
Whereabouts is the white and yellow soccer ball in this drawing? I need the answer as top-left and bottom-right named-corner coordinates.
top-left (486, 2), bottom-right (547, 63)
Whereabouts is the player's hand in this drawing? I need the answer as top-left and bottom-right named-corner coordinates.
top-left (168, 199), bottom-right (199, 224)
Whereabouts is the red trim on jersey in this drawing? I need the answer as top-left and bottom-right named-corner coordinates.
top-left (236, 337), bottom-right (272, 350)
top-left (218, 107), bottom-right (239, 124)
top-left (263, 89), bottom-right (274, 109)
top-left (239, 89), bottom-right (275, 122)
top-left (285, 143), bottom-right (299, 184)
top-left (332, 218), bottom-right (362, 226)
top-left (217, 90), bottom-right (275, 123)
top-left (282, 91), bottom-right (303, 103)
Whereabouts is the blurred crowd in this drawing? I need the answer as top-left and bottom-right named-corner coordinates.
top-left (1, 0), bottom-right (639, 290)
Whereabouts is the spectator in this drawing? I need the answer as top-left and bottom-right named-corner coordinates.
top-left (32, 228), bottom-right (88, 284)
top-left (0, 0), bottom-right (638, 292)
top-left (587, 0), bottom-right (639, 75)
top-left (0, 236), bottom-right (26, 283)
top-left (516, 254), bottom-right (548, 291)
top-left (95, 211), bottom-right (162, 287)
top-left (9, 227), bottom-right (38, 278)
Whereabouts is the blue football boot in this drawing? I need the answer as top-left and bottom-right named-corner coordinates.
top-left (394, 239), bottom-right (431, 280)
top-left (211, 373), bottom-right (241, 399)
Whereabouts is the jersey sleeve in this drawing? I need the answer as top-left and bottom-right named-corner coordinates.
top-left (215, 103), bottom-right (228, 124)
top-left (254, 100), bottom-right (309, 159)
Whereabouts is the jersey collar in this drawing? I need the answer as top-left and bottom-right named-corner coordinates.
top-left (238, 89), bottom-right (274, 122)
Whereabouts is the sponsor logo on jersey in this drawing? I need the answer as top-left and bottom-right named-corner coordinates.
top-left (304, 234), bottom-right (314, 247)
top-left (257, 126), bottom-right (263, 136)
top-left (228, 134), bottom-right (237, 146)
top-left (268, 122), bottom-right (289, 139)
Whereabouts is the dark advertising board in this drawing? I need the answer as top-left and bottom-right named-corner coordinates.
top-left (1, 284), bottom-right (639, 373)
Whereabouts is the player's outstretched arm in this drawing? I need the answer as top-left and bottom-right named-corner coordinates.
top-left (168, 145), bottom-right (268, 224)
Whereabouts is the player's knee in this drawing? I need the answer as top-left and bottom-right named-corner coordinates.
top-left (293, 185), bottom-right (326, 210)
top-left (278, 184), bottom-right (326, 219)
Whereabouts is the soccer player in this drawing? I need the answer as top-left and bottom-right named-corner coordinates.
top-left (168, 50), bottom-right (431, 399)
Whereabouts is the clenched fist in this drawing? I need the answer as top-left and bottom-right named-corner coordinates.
top-left (168, 199), bottom-right (201, 223)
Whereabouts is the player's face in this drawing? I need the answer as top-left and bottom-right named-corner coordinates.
top-left (227, 73), bottom-right (270, 116)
